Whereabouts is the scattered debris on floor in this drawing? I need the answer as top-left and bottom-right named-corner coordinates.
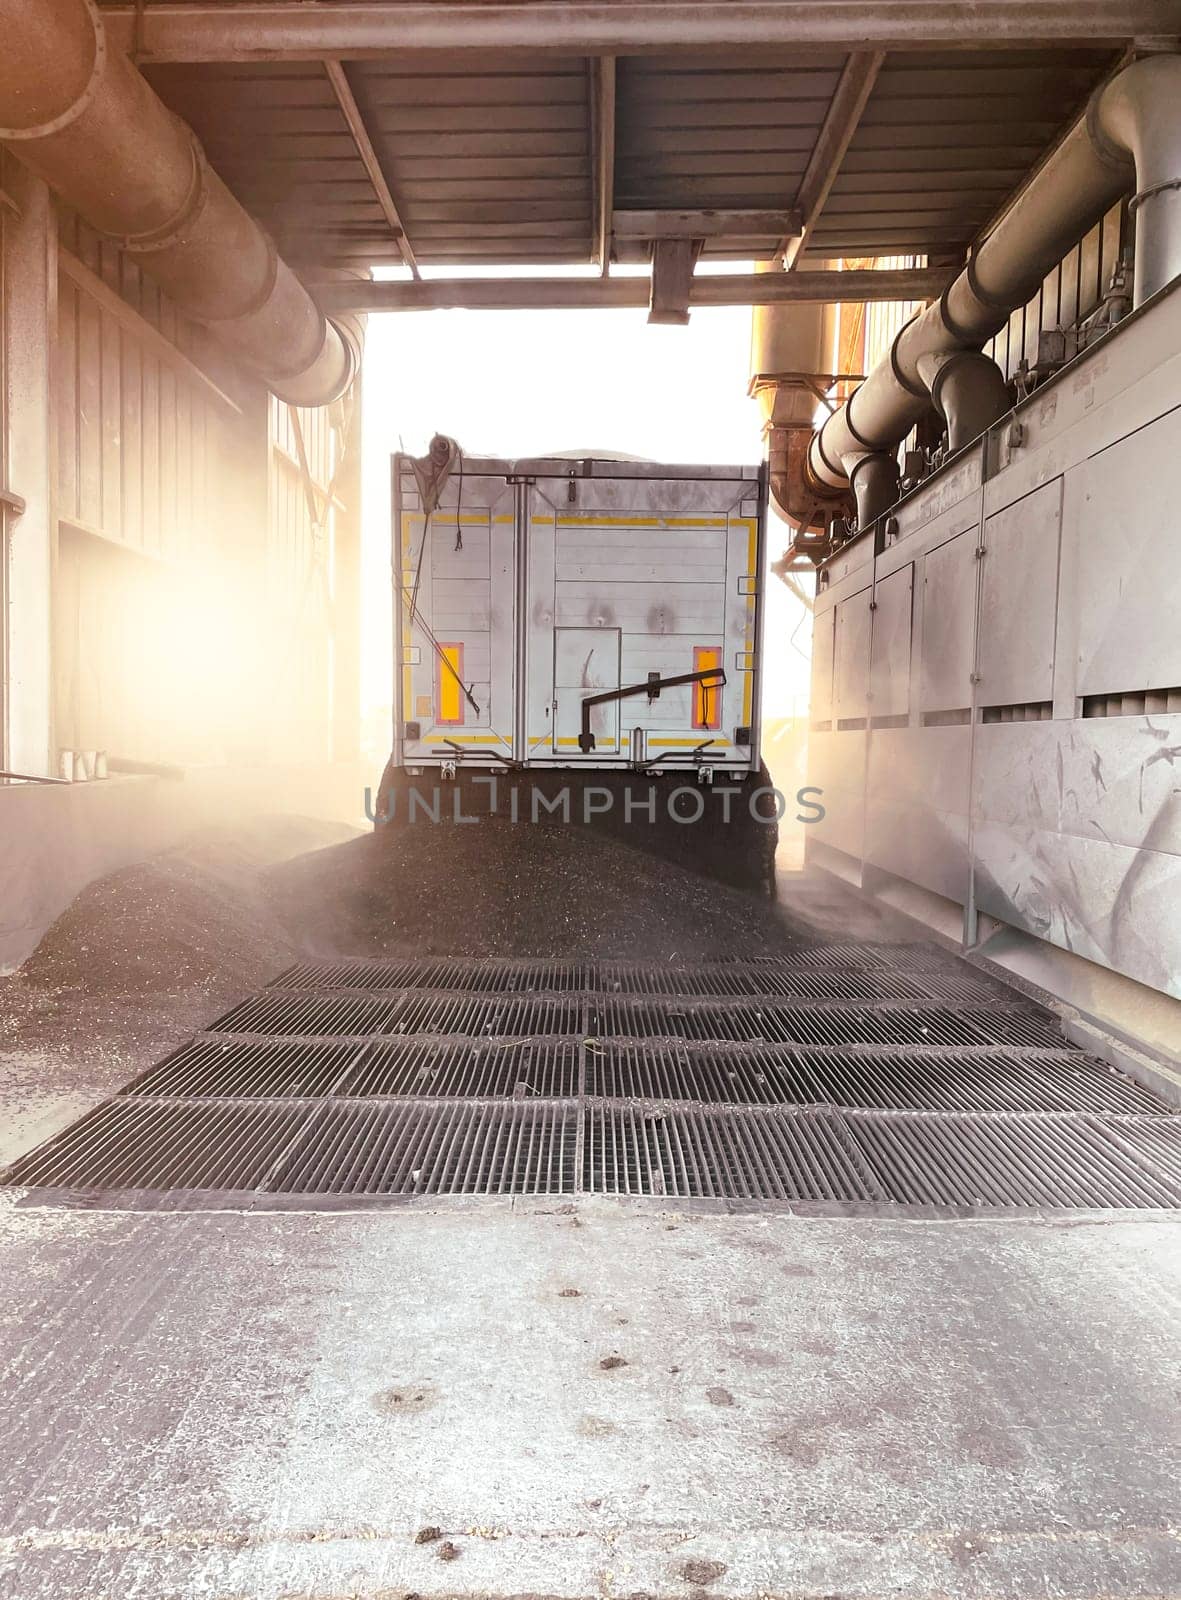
top-left (270, 813), bottom-right (801, 963)
top-left (0, 802), bottom-right (907, 1169)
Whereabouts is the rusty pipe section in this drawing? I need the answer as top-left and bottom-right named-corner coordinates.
top-left (0, 0), bottom-right (358, 405)
top-left (807, 53), bottom-right (1181, 492)
top-left (750, 279), bottom-right (849, 530)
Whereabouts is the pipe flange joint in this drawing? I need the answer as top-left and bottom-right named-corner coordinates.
top-left (888, 317), bottom-right (928, 400)
top-left (0, 0), bottom-right (106, 141)
top-left (937, 281), bottom-right (985, 347)
top-left (1129, 177), bottom-right (1181, 215)
top-left (842, 388), bottom-right (879, 453)
top-left (202, 229), bottom-right (283, 327)
top-left (926, 350), bottom-right (986, 417)
top-left (964, 253), bottom-right (1016, 316)
top-left (848, 452), bottom-right (889, 488)
top-left (120, 122), bottom-right (210, 257)
top-left (812, 425), bottom-right (846, 484)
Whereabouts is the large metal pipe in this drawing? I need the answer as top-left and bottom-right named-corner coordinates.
top-left (807, 54), bottom-right (1181, 492)
top-left (0, 0), bottom-right (358, 406)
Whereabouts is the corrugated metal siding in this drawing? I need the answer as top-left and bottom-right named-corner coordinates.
top-left (985, 203), bottom-right (1127, 381)
top-left (53, 216), bottom-right (250, 763)
top-left (54, 216), bottom-right (240, 563)
top-left (267, 396), bottom-right (341, 758)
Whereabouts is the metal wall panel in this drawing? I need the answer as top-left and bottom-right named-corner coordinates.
top-left (869, 563), bottom-right (913, 722)
top-left (920, 531), bottom-right (975, 716)
top-left (394, 467), bottom-right (516, 764)
top-left (978, 478), bottom-right (1062, 711)
top-left (807, 283), bottom-right (1181, 1003)
top-left (1076, 406), bottom-right (1181, 699)
top-left (833, 586), bottom-right (872, 725)
top-left (864, 726), bottom-right (970, 902)
top-left (811, 606), bottom-right (835, 726)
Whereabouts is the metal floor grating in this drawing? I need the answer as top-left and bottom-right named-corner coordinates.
top-left (4, 953), bottom-right (1179, 1212)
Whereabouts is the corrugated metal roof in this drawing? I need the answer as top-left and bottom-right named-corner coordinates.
top-left (143, 44), bottom-right (1121, 273)
top-left (804, 48), bottom-right (1116, 261)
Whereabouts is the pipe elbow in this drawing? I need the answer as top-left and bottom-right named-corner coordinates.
top-left (1091, 54), bottom-right (1181, 172)
top-left (1091, 54), bottom-right (1181, 303)
top-left (916, 349), bottom-right (1010, 454)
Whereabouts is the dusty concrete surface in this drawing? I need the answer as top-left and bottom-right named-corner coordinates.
top-left (0, 1196), bottom-right (1177, 1599)
top-left (7, 818), bottom-right (1171, 1600)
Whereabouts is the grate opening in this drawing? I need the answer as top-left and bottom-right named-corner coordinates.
top-left (1099, 1120), bottom-right (1181, 1191)
top-left (276, 959), bottom-right (589, 994)
top-left (211, 993), bottom-right (406, 1038)
top-left (274, 1101), bottom-right (577, 1196)
top-left (127, 1039), bottom-right (361, 1099)
top-left (270, 955), bottom-right (996, 1008)
top-left (587, 1044), bottom-right (810, 1106)
top-left (212, 991), bottom-right (581, 1040)
top-left (385, 994), bottom-right (582, 1039)
top-left (846, 1111), bottom-right (1181, 1209)
top-left (5, 953), bottom-right (1177, 1212)
top-left (343, 1039), bottom-right (580, 1099)
top-left (588, 998), bottom-right (1010, 1048)
top-left (1, 1100), bottom-right (312, 1193)
top-left (583, 1105), bottom-right (880, 1202)
top-left (587, 1043), bottom-right (1167, 1117)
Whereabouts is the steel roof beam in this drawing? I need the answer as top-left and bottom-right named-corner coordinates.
top-left (313, 265), bottom-right (952, 313)
top-left (323, 60), bottom-right (420, 278)
top-left (782, 50), bottom-right (884, 267)
top-left (103, 2), bottom-right (1165, 61)
top-left (615, 208), bottom-right (803, 240)
top-left (592, 55), bottom-right (616, 275)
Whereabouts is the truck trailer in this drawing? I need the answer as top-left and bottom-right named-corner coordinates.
top-left (390, 445), bottom-right (767, 782)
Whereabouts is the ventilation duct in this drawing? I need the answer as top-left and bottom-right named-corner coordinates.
top-left (916, 350), bottom-right (1012, 456)
top-left (0, 0), bottom-right (360, 406)
top-left (806, 53), bottom-right (1181, 495)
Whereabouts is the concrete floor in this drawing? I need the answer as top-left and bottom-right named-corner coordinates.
top-left (0, 1194), bottom-right (1177, 1599)
top-left (2, 843), bottom-right (1177, 1598)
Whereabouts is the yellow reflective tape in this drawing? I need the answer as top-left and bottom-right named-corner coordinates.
top-left (555, 515), bottom-right (727, 528)
top-left (694, 645), bottom-right (723, 730)
top-left (404, 512), bottom-right (503, 525)
top-left (437, 643), bottom-right (464, 726)
top-left (431, 734), bottom-right (510, 746)
top-left (649, 737), bottom-right (732, 749)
